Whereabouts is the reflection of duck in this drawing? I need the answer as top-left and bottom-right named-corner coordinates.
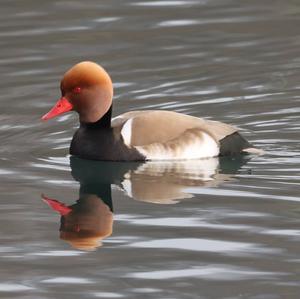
top-left (121, 159), bottom-right (228, 203)
top-left (42, 61), bottom-right (260, 161)
top-left (42, 174), bottom-right (114, 251)
top-left (43, 155), bottom-right (249, 250)
top-left (43, 194), bottom-right (112, 251)
top-left (70, 155), bottom-right (249, 204)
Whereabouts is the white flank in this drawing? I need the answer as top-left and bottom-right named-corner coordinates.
top-left (181, 132), bottom-right (219, 159)
top-left (120, 118), bottom-right (133, 146)
top-left (135, 131), bottom-right (219, 160)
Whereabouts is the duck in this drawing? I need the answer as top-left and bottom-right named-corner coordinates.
top-left (42, 61), bottom-right (260, 161)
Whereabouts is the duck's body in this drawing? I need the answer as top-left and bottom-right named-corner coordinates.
top-left (42, 61), bottom-right (258, 161)
top-left (70, 109), bottom-right (252, 161)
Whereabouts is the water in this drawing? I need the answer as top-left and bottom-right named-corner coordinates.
top-left (0, 0), bottom-right (300, 298)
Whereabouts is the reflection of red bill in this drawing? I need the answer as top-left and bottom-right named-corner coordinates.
top-left (41, 194), bottom-right (72, 216)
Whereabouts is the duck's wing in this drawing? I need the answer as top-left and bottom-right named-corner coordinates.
top-left (112, 110), bottom-right (237, 146)
top-left (112, 110), bottom-right (239, 160)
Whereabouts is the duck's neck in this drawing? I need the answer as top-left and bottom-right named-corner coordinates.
top-left (80, 105), bottom-right (112, 129)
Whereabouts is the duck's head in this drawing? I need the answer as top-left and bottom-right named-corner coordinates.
top-left (42, 61), bottom-right (113, 123)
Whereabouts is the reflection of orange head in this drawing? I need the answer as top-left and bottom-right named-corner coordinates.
top-left (42, 193), bottom-right (113, 251)
top-left (42, 194), bottom-right (72, 215)
top-left (60, 232), bottom-right (111, 251)
top-left (59, 195), bottom-right (113, 251)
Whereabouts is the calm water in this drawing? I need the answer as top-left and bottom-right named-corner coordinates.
top-left (1, 0), bottom-right (300, 298)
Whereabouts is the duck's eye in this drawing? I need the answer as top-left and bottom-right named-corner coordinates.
top-left (73, 87), bottom-right (81, 94)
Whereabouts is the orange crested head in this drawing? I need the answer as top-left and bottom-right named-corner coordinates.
top-left (42, 61), bottom-right (113, 123)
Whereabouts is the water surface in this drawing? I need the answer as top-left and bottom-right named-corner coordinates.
top-left (0, 0), bottom-right (300, 298)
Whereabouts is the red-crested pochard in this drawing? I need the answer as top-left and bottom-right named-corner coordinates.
top-left (42, 61), bottom-right (260, 161)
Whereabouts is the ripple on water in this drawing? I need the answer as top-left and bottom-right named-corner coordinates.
top-left (125, 265), bottom-right (285, 280)
top-left (27, 250), bottom-right (84, 257)
top-left (117, 216), bottom-right (252, 231)
top-left (126, 238), bottom-right (280, 256)
top-left (41, 277), bottom-right (92, 284)
top-left (0, 283), bottom-right (33, 292)
top-left (93, 292), bottom-right (124, 298)
top-left (32, 156), bottom-right (70, 172)
top-left (131, 1), bottom-right (203, 7)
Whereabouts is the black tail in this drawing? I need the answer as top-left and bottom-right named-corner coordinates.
top-left (219, 132), bottom-right (253, 156)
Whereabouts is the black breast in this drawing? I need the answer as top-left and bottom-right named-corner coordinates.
top-left (70, 126), bottom-right (145, 161)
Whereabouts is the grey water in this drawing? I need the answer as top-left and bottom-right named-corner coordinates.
top-left (0, 0), bottom-right (300, 298)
